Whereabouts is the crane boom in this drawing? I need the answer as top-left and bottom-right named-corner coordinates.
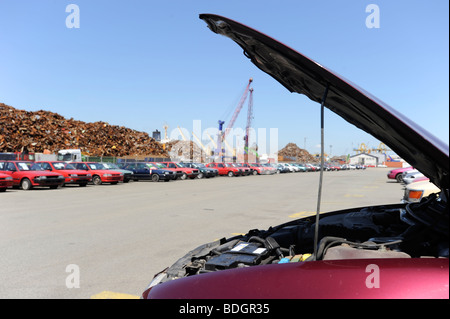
top-left (244, 88), bottom-right (254, 163)
top-left (217, 78), bottom-right (253, 162)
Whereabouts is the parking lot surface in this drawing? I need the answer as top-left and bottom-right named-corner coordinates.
top-left (0, 167), bottom-right (403, 298)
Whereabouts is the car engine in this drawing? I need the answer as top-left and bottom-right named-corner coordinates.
top-left (157, 191), bottom-right (448, 283)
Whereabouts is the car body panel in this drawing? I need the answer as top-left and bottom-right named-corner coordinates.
top-left (147, 258), bottom-right (448, 299)
top-left (0, 172), bottom-right (13, 191)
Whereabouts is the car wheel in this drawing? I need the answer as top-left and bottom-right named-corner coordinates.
top-left (21, 178), bottom-right (32, 190)
top-left (180, 173), bottom-right (187, 180)
top-left (227, 171), bottom-right (234, 177)
top-left (252, 170), bottom-right (258, 175)
top-left (92, 175), bottom-right (102, 185)
top-left (151, 174), bottom-right (160, 182)
top-left (396, 174), bottom-right (403, 183)
top-left (197, 173), bottom-right (204, 179)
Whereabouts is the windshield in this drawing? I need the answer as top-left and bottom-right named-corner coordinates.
top-left (52, 162), bottom-right (75, 170)
top-left (88, 163), bottom-right (105, 170)
top-left (17, 162), bottom-right (44, 171)
top-left (194, 163), bottom-right (206, 168)
top-left (225, 163), bottom-right (234, 167)
top-left (175, 163), bottom-right (185, 167)
top-left (154, 163), bottom-right (166, 168)
top-left (101, 163), bottom-right (119, 169)
top-left (146, 163), bottom-right (158, 169)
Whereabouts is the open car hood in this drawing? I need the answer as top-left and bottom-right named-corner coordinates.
top-left (199, 14), bottom-right (449, 190)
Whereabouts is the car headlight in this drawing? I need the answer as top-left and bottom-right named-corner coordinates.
top-left (5, 176), bottom-right (13, 180)
top-left (69, 174), bottom-right (78, 177)
top-left (103, 174), bottom-right (112, 177)
top-left (407, 189), bottom-right (424, 203)
top-left (36, 176), bottom-right (47, 179)
top-left (87, 174), bottom-right (92, 177)
top-left (58, 175), bottom-right (64, 179)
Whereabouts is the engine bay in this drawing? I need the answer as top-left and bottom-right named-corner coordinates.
top-left (159, 191), bottom-right (448, 282)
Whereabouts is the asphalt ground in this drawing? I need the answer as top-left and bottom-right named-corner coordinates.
top-left (0, 167), bottom-right (404, 299)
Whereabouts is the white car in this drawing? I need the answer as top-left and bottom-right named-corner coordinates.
top-left (403, 171), bottom-right (425, 184)
top-left (402, 180), bottom-right (440, 203)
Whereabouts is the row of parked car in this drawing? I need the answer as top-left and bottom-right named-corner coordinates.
top-left (0, 160), bottom-right (324, 191)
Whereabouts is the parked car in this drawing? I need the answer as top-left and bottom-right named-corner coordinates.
top-left (160, 162), bottom-right (199, 180)
top-left (227, 163), bottom-right (250, 175)
top-left (70, 162), bottom-right (123, 185)
top-left (142, 14), bottom-right (449, 299)
top-left (402, 171), bottom-right (425, 185)
top-left (0, 172), bottom-right (13, 192)
top-left (401, 180), bottom-right (441, 204)
top-left (240, 162), bottom-right (263, 175)
top-left (0, 160), bottom-right (65, 190)
top-left (206, 162), bottom-right (241, 176)
top-left (387, 166), bottom-right (414, 183)
top-left (36, 161), bottom-right (92, 186)
top-left (98, 162), bottom-right (133, 183)
top-left (275, 163), bottom-right (290, 173)
top-left (120, 162), bottom-right (175, 182)
top-left (182, 162), bottom-right (218, 178)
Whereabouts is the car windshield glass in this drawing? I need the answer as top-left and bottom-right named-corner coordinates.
top-left (88, 163), bottom-right (103, 170)
top-left (146, 163), bottom-right (157, 169)
top-left (224, 163), bottom-right (233, 167)
top-left (194, 163), bottom-right (205, 168)
top-left (17, 162), bottom-right (43, 171)
top-left (53, 162), bottom-right (68, 170)
top-left (101, 163), bottom-right (118, 169)
top-left (154, 163), bottom-right (166, 168)
top-left (176, 163), bottom-right (185, 167)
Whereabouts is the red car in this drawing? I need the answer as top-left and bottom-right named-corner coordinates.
top-left (160, 162), bottom-right (199, 180)
top-left (0, 160), bottom-right (65, 190)
top-left (70, 162), bottom-right (123, 185)
top-left (206, 162), bottom-right (241, 177)
top-left (227, 163), bottom-right (251, 175)
top-left (387, 166), bottom-right (414, 183)
top-left (37, 161), bottom-right (92, 187)
top-left (240, 162), bottom-right (263, 175)
top-left (142, 14), bottom-right (449, 299)
top-left (0, 172), bottom-right (13, 192)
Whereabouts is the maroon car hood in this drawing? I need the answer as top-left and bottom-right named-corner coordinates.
top-left (149, 258), bottom-right (448, 299)
top-left (199, 14), bottom-right (449, 190)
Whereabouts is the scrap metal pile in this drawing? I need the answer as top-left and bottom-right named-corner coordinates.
top-left (0, 103), bottom-right (168, 157)
top-left (165, 140), bottom-right (205, 162)
top-left (278, 142), bottom-right (316, 162)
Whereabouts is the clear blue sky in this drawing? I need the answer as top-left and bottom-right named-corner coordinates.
top-left (0, 0), bottom-right (448, 157)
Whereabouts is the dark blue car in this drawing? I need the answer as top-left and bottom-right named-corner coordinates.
top-left (119, 162), bottom-right (175, 182)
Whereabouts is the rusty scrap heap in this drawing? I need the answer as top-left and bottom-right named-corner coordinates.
top-left (278, 142), bottom-right (315, 162)
top-left (0, 103), bottom-right (168, 157)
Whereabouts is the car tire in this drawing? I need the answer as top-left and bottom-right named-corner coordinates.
top-left (151, 174), bottom-right (160, 182)
top-left (252, 170), bottom-right (258, 175)
top-left (92, 175), bottom-right (102, 185)
top-left (197, 173), bottom-right (204, 179)
top-left (180, 173), bottom-right (187, 180)
top-left (396, 174), bottom-right (403, 183)
top-left (227, 171), bottom-right (234, 177)
top-left (21, 178), bottom-right (32, 190)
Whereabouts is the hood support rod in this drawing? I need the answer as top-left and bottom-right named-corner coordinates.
top-left (313, 83), bottom-right (330, 260)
